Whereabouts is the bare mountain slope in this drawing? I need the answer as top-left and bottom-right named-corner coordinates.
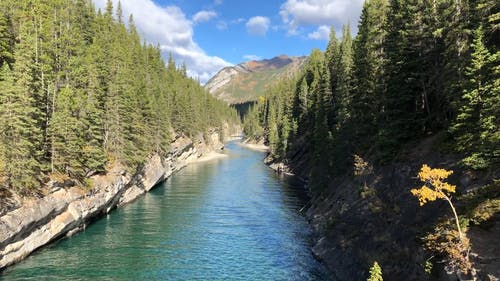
top-left (205, 55), bottom-right (307, 104)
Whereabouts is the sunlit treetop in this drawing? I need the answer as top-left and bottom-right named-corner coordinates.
top-left (411, 164), bottom-right (456, 206)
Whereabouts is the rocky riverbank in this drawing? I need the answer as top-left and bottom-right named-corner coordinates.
top-left (265, 136), bottom-right (499, 281)
top-left (0, 132), bottom-right (224, 270)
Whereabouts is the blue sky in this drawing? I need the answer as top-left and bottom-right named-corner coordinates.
top-left (93, 0), bottom-right (364, 83)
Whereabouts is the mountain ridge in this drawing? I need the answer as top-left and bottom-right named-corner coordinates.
top-left (205, 55), bottom-right (307, 104)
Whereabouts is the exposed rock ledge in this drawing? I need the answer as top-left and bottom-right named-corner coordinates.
top-left (0, 132), bottom-right (223, 270)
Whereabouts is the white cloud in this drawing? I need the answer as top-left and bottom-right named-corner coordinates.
top-left (192, 10), bottom-right (217, 24)
top-left (216, 18), bottom-right (245, 31)
top-left (307, 25), bottom-right (330, 40)
top-left (246, 16), bottom-right (271, 36)
top-left (243, 54), bottom-right (262, 61)
top-left (93, 0), bottom-right (230, 84)
top-left (233, 18), bottom-right (246, 24)
top-left (280, 0), bottom-right (363, 34)
top-left (216, 21), bottom-right (228, 30)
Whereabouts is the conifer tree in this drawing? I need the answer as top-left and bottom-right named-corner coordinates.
top-left (334, 24), bottom-right (354, 129)
top-left (0, 22), bottom-right (44, 191)
top-left (297, 78), bottom-right (309, 120)
top-left (325, 28), bottom-right (340, 94)
top-left (351, 0), bottom-right (388, 151)
top-left (311, 62), bottom-right (334, 188)
top-left (50, 87), bottom-right (84, 176)
top-left (367, 261), bottom-right (383, 281)
top-left (324, 28), bottom-right (340, 130)
top-left (451, 25), bottom-right (499, 168)
top-left (0, 0), bottom-right (238, 193)
top-left (0, 12), bottom-right (14, 67)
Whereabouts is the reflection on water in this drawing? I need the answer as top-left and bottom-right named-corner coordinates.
top-left (1, 141), bottom-right (329, 281)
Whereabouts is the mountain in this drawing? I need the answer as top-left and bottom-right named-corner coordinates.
top-left (205, 55), bottom-right (307, 104)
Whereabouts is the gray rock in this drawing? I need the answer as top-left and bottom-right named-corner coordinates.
top-left (0, 131), bottom-right (224, 270)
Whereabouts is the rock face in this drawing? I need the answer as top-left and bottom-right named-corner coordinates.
top-left (0, 132), bottom-right (223, 270)
top-left (304, 164), bottom-right (442, 281)
top-left (204, 55), bottom-right (307, 104)
top-left (267, 135), bottom-right (499, 280)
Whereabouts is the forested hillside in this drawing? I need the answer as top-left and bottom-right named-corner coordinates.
top-left (243, 0), bottom-right (499, 279)
top-left (0, 0), bottom-right (239, 195)
top-left (245, 0), bottom-right (498, 176)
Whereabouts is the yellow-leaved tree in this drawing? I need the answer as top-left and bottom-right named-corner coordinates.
top-left (411, 164), bottom-right (472, 274)
top-left (411, 164), bottom-right (462, 239)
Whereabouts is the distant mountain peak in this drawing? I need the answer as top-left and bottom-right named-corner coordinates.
top-left (243, 55), bottom-right (294, 72)
top-left (205, 55), bottom-right (307, 104)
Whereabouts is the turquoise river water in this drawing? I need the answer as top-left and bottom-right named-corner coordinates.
top-left (0, 141), bottom-right (329, 280)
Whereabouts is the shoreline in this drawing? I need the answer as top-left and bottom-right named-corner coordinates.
top-left (0, 132), bottom-right (225, 270)
top-left (189, 151), bottom-right (228, 163)
top-left (237, 142), bottom-right (269, 152)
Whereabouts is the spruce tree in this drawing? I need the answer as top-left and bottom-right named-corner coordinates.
top-left (310, 62), bottom-right (334, 188)
top-left (0, 28), bottom-right (44, 191)
top-left (334, 24), bottom-right (354, 129)
top-left (0, 12), bottom-right (14, 67)
top-left (451, 25), bottom-right (499, 168)
top-left (351, 0), bottom-right (389, 151)
top-left (50, 87), bottom-right (84, 176)
top-left (0, 0), bottom-right (239, 193)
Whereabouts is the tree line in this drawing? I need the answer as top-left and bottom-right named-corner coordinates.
top-left (0, 0), bottom-right (239, 194)
top-left (243, 0), bottom-right (499, 189)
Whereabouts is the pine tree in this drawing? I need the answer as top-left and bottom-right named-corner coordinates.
top-left (0, 0), bottom-right (239, 193)
top-left (334, 24), bottom-right (354, 129)
top-left (0, 64), bottom-right (17, 187)
top-left (0, 31), bottom-right (44, 192)
top-left (297, 78), bottom-right (309, 118)
top-left (0, 12), bottom-right (14, 67)
top-left (310, 62), bottom-right (334, 188)
top-left (325, 27), bottom-right (340, 96)
top-left (367, 261), bottom-right (383, 281)
top-left (80, 53), bottom-right (106, 175)
top-left (267, 102), bottom-right (279, 154)
top-left (381, 0), bottom-right (453, 157)
top-left (451, 25), bottom-right (499, 168)
top-left (351, 0), bottom-right (389, 151)
top-left (50, 87), bottom-right (84, 176)
top-left (327, 25), bottom-right (355, 174)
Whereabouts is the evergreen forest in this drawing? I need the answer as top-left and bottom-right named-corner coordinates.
top-left (0, 0), bottom-right (239, 194)
top-left (244, 0), bottom-right (499, 188)
top-left (243, 1), bottom-right (499, 276)
top-left (0, 0), bottom-right (498, 278)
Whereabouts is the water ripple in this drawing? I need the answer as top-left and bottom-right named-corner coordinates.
top-left (1, 141), bottom-right (330, 281)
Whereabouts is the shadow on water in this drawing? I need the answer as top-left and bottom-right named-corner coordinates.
top-left (1, 141), bottom-right (330, 281)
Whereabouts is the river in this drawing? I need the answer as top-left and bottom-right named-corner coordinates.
top-left (0, 141), bottom-right (329, 280)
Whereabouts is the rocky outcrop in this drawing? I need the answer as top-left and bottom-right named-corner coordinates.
top-left (0, 132), bottom-right (223, 270)
top-left (305, 164), bottom-right (499, 281)
top-left (267, 135), bottom-right (499, 280)
top-left (204, 65), bottom-right (250, 96)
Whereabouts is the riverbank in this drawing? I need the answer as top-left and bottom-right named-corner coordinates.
top-left (0, 131), bottom-right (224, 270)
top-left (266, 135), bottom-right (499, 280)
top-left (190, 151), bottom-right (227, 163)
top-left (237, 138), bottom-right (269, 152)
top-left (1, 141), bottom-right (329, 280)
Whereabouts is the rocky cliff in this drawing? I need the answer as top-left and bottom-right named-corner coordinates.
top-left (0, 132), bottom-right (224, 270)
top-left (205, 55), bottom-right (307, 104)
top-left (267, 135), bottom-right (499, 280)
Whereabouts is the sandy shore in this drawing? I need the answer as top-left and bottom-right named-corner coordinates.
top-left (225, 136), bottom-right (244, 142)
top-left (238, 142), bottom-right (269, 152)
top-left (189, 151), bottom-right (228, 163)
